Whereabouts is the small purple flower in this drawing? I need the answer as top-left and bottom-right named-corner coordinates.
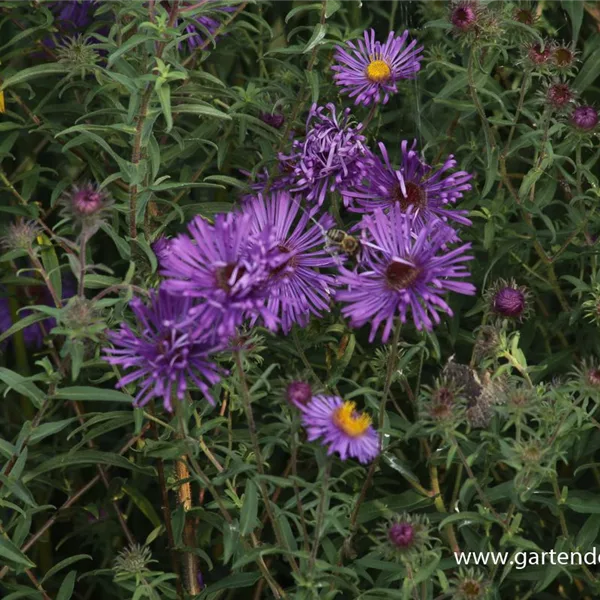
top-left (161, 212), bottom-right (283, 336)
top-left (286, 380), bottom-right (312, 408)
top-left (487, 279), bottom-right (530, 320)
top-left (103, 288), bottom-right (224, 411)
top-left (336, 207), bottom-right (476, 342)
top-left (179, 6), bottom-right (236, 51)
top-left (300, 395), bottom-right (379, 464)
top-left (332, 29), bottom-right (423, 106)
top-left (571, 105), bottom-right (598, 132)
top-left (388, 522), bottom-right (415, 548)
top-left (344, 140), bottom-right (472, 227)
top-left (259, 112), bottom-right (285, 129)
top-left (278, 103), bottom-right (372, 206)
top-left (242, 191), bottom-right (337, 332)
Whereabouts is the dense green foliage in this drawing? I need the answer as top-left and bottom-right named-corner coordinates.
top-left (1, 1), bottom-right (600, 599)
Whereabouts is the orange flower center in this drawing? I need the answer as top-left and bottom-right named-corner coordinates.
top-left (333, 401), bottom-right (371, 437)
top-left (366, 60), bottom-right (391, 83)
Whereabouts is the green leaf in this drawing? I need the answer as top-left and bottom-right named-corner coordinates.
top-left (285, 3), bottom-right (321, 22)
top-left (198, 572), bottom-right (261, 597)
top-left (41, 555), bottom-right (91, 584)
top-left (107, 34), bottom-right (153, 66)
top-left (303, 24), bottom-right (327, 54)
top-left (156, 82), bottom-right (173, 132)
top-left (122, 483), bottom-right (162, 528)
top-left (240, 479), bottom-right (259, 536)
top-left (561, 0), bottom-right (583, 43)
top-left (29, 418), bottom-right (79, 444)
top-left (38, 235), bottom-right (62, 301)
top-left (174, 104), bottom-right (231, 120)
top-left (574, 47), bottom-right (600, 93)
top-left (325, 0), bottom-right (342, 18)
top-left (56, 570), bottom-right (77, 600)
top-left (0, 312), bottom-right (48, 345)
top-left (565, 491), bottom-right (600, 514)
top-left (0, 64), bottom-right (68, 90)
top-left (0, 368), bottom-right (45, 408)
top-left (53, 387), bottom-right (134, 403)
top-left (25, 451), bottom-right (149, 482)
top-left (0, 534), bottom-right (35, 568)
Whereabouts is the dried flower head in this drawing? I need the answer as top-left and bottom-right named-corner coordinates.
top-left (486, 279), bottom-right (530, 321)
top-left (450, 1), bottom-right (479, 32)
top-left (512, 6), bottom-right (537, 27)
top-left (570, 105), bottom-right (598, 132)
top-left (278, 103), bottom-right (372, 206)
top-left (544, 80), bottom-right (576, 112)
top-left (450, 568), bottom-right (489, 600)
top-left (1, 220), bottom-right (41, 254)
top-left (522, 41), bottom-right (552, 69)
top-left (551, 42), bottom-right (578, 73)
top-left (473, 325), bottom-right (501, 361)
top-left (421, 377), bottom-right (465, 428)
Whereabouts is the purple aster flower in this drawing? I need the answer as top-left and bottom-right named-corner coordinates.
top-left (161, 212), bottom-right (283, 336)
top-left (278, 103), bottom-right (372, 206)
top-left (336, 207), bottom-right (476, 342)
top-left (286, 380), bottom-right (312, 408)
top-left (51, 0), bottom-right (95, 30)
top-left (332, 29), bottom-right (423, 106)
top-left (103, 288), bottom-right (224, 411)
top-left (300, 395), bottom-right (379, 464)
top-left (344, 140), bottom-right (472, 227)
top-left (243, 191), bottom-right (337, 332)
top-left (179, 5), bottom-right (236, 51)
top-left (571, 105), bottom-right (598, 132)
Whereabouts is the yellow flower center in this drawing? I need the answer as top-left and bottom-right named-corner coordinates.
top-left (366, 59), bottom-right (391, 83)
top-left (333, 401), bottom-right (371, 437)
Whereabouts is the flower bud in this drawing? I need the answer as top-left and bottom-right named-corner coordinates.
top-left (286, 380), bottom-right (312, 408)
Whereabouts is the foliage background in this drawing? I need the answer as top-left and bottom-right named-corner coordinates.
top-left (1, 1), bottom-right (600, 599)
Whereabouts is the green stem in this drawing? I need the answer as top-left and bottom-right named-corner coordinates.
top-left (309, 459), bottom-right (331, 570)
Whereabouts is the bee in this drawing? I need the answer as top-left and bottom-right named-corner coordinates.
top-left (326, 229), bottom-right (362, 260)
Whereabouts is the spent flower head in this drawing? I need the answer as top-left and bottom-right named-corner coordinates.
top-left (543, 80), bottom-right (576, 112)
top-left (550, 42), bottom-right (579, 74)
top-left (1, 220), bottom-right (42, 255)
top-left (522, 41), bottom-right (553, 69)
top-left (278, 103), bottom-right (372, 206)
top-left (450, 568), bottom-right (489, 600)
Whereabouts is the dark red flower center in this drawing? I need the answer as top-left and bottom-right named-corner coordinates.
top-left (588, 369), bottom-right (600, 387)
top-left (451, 5), bottom-right (475, 28)
top-left (385, 261), bottom-right (420, 290)
top-left (216, 263), bottom-right (245, 293)
top-left (394, 181), bottom-right (426, 210)
top-left (548, 83), bottom-right (573, 107)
